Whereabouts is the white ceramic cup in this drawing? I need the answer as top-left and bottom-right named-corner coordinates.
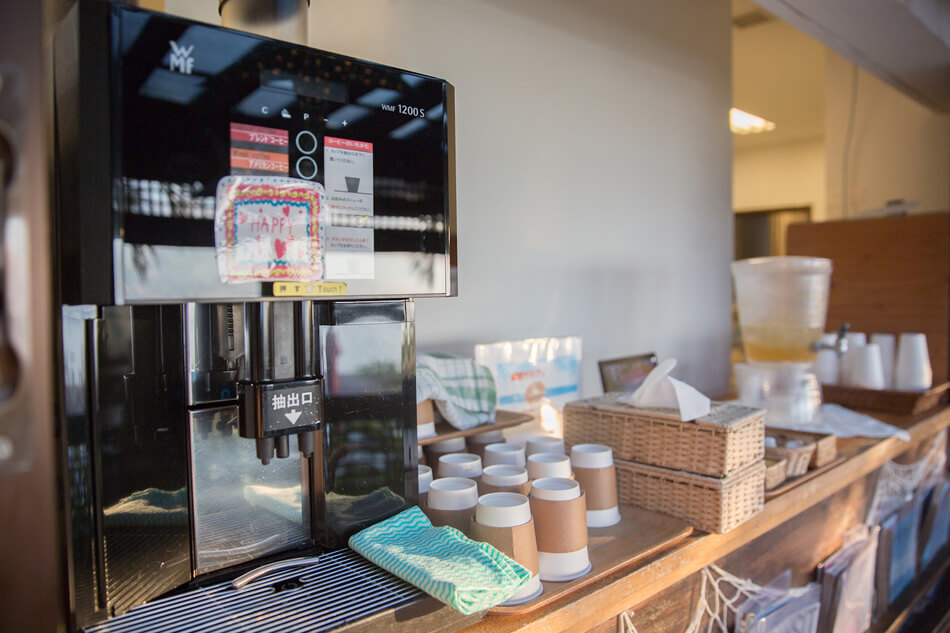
top-left (427, 477), bottom-right (479, 511)
top-left (895, 333), bottom-right (933, 390)
top-left (418, 464), bottom-right (432, 494)
top-left (481, 465), bottom-right (530, 488)
top-left (531, 476), bottom-right (581, 501)
top-left (870, 333), bottom-right (896, 389)
top-left (438, 453), bottom-right (482, 479)
top-left (570, 444), bottom-right (621, 528)
top-left (842, 332), bottom-right (867, 386)
top-left (484, 443), bottom-right (526, 467)
top-left (814, 333), bottom-right (840, 385)
top-left (527, 453), bottom-right (573, 480)
top-left (475, 492), bottom-right (531, 528)
top-left (525, 436), bottom-right (566, 457)
top-left (851, 343), bottom-right (886, 390)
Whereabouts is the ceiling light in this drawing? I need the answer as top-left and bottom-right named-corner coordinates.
top-left (730, 108), bottom-right (776, 135)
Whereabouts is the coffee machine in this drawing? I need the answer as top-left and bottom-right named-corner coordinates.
top-left (53, 2), bottom-right (455, 629)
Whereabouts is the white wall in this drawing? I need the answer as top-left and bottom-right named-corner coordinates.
top-left (733, 139), bottom-right (826, 219)
top-left (824, 52), bottom-right (950, 218)
top-left (165, 0), bottom-right (735, 396)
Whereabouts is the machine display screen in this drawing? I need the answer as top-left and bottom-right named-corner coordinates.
top-left (113, 6), bottom-right (452, 301)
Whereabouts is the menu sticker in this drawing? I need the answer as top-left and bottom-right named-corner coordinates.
top-left (323, 136), bottom-right (375, 279)
top-left (230, 122), bottom-right (289, 176)
top-left (214, 175), bottom-right (325, 283)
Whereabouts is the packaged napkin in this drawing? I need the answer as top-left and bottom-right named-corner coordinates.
top-left (417, 353), bottom-right (497, 430)
top-left (621, 358), bottom-right (711, 421)
top-left (349, 506), bottom-right (531, 614)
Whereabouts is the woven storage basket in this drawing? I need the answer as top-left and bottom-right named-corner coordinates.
top-left (765, 442), bottom-right (815, 477)
top-left (764, 458), bottom-right (788, 490)
top-left (615, 458), bottom-right (765, 534)
top-left (767, 429), bottom-right (837, 469)
top-left (563, 394), bottom-right (765, 477)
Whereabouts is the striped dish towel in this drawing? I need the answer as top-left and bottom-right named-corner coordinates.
top-left (348, 507), bottom-right (531, 614)
top-left (417, 353), bottom-right (497, 430)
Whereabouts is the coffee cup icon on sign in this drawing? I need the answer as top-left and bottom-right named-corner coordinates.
top-left (345, 176), bottom-right (361, 193)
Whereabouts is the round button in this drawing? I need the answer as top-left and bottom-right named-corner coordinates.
top-left (295, 130), bottom-right (318, 155)
top-left (296, 156), bottom-right (318, 180)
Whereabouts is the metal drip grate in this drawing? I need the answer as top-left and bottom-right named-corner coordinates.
top-left (85, 549), bottom-right (423, 633)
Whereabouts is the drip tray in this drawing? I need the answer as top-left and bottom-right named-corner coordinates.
top-left (85, 549), bottom-right (423, 633)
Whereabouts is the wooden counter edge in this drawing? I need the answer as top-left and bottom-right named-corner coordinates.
top-left (461, 406), bottom-right (950, 633)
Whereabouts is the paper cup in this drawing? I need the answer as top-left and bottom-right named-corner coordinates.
top-left (851, 343), bottom-right (885, 390)
top-left (525, 436), bottom-right (565, 457)
top-left (570, 445), bottom-right (621, 527)
top-left (842, 332), bottom-right (867, 386)
top-left (438, 453), bottom-right (482, 479)
top-left (527, 453), bottom-right (573, 480)
top-left (424, 436), bottom-right (467, 465)
top-left (870, 333), bottom-right (896, 388)
top-left (418, 464), bottom-right (432, 507)
top-left (895, 333), bottom-right (933, 390)
top-left (529, 478), bottom-right (589, 581)
top-left (480, 465), bottom-right (531, 495)
top-left (417, 422), bottom-right (437, 440)
top-left (467, 429), bottom-right (505, 460)
top-left (427, 477), bottom-right (479, 511)
top-left (815, 333), bottom-right (840, 385)
top-left (484, 443), bottom-right (526, 467)
top-left (476, 492), bottom-right (531, 528)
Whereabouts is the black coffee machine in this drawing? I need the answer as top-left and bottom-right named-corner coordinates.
top-left (53, 2), bottom-right (455, 629)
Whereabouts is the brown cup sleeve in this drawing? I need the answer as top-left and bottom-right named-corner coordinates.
top-left (573, 465), bottom-right (618, 511)
top-left (529, 491), bottom-right (588, 553)
top-left (418, 491), bottom-right (427, 508)
top-left (470, 518), bottom-right (540, 575)
top-left (423, 504), bottom-right (476, 536)
top-left (477, 480), bottom-right (532, 496)
top-left (417, 400), bottom-right (435, 425)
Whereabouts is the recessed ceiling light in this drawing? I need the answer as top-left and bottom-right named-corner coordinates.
top-left (730, 108), bottom-right (776, 135)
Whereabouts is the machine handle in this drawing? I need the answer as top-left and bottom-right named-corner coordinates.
top-left (230, 555), bottom-right (322, 590)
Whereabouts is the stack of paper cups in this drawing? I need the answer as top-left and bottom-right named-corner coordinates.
top-left (425, 477), bottom-right (479, 535)
top-left (424, 436), bottom-right (467, 466)
top-left (870, 333), bottom-right (896, 388)
top-left (570, 444), bottom-right (621, 527)
top-left (895, 333), bottom-right (933, 390)
top-left (526, 453), bottom-right (573, 480)
top-left (842, 332), bottom-right (867, 386)
top-left (851, 343), bottom-right (885, 390)
top-left (470, 493), bottom-right (543, 605)
top-left (814, 333), bottom-right (840, 385)
top-left (484, 443), bottom-right (526, 467)
top-left (525, 436), bottom-right (566, 457)
top-left (418, 464), bottom-right (432, 508)
top-left (480, 465), bottom-right (531, 495)
top-left (417, 399), bottom-right (437, 440)
top-left (529, 478), bottom-right (591, 582)
top-left (438, 453), bottom-right (482, 480)
top-left (466, 429), bottom-right (505, 460)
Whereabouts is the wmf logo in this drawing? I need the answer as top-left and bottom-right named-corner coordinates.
top-left (168, 40), bottom-right (195, 74)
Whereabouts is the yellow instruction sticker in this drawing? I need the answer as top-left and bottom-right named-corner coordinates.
top-left (273, 282), bottom-right (348, 297)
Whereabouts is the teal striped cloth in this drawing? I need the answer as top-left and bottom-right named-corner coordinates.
top-left (417, 353), bottom-right (497, 430)
top-left (348, 507), bottom-right (531, 614)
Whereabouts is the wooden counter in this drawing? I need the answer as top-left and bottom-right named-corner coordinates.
top-left (458, 406), bottom-right (950, 633)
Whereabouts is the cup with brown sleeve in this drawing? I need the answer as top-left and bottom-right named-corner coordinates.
top-left (438, 452), bottom-right (482, 482)
top-left (569, 444), bottom-right (621, 527)
top-left (466, 428), bottom-right (505, 460)
top-left (423, 436), bottom-right (466, 466)
top-left (470, 492), bottom-right (543, 605)
top-left (417, 399), bottom-right (437, 439)
top-left (529, 477), bottom-right (591, 581)
top-left (479, 464), bottom-right (531, 496)
top-left (424, 477), bottom-right (478, 536)
top-left (418, 464), bottom-right (432, 508)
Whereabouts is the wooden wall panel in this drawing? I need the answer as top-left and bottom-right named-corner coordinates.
top-left (787, 213), bottom-right (950, 383)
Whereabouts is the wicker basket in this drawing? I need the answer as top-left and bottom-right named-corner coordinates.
top-left (764, 458), bottom-right (788, 490)
top-left (766, 428), bottom-right (837, 469)
top-left (765, 441), bottom-right (815, 477)
top-left (563, 394), bottom-right (765, 477)
top-left (615, 458), bottom-right (765, 534)
top-left (821, 382), bottom-right (949, 415)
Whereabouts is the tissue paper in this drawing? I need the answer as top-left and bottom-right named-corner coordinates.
top-left (622, 359), bottom-right (711, 421)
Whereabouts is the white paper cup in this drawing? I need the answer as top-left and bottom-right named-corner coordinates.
top-left (484, 443), bottom-right (526, 467)
top-left (467, 429), bottom-right (504, 446)
top-left (418, 465), bottom-right (432, 494)
top-left (427, 477), bottom-right (479, 511)
top-left (842, 332), bottom-right (867, 386)
top-left (525, 436), bottom-right (565, 457)
top-left (895, 333), bottom-right (933, 390)
top-left (527, 453), bottom-right (573, 480)
top-left (570, 444), bottom-right (613, 469)
top-left (481, 465), bottom-right (530, 488)
top-left (417, 422), bottom-right (437, 440)
top-left (870, 333), bottom-right (896, 389)
top-left (504, 575), bottom-right (543, 605)
top-left (438, 453), bottom-right (482, 479)
top-left (815, 333), bottom-right (840, 385)
top-left (427, 436), bottom-right (466, 453)
top-left (851, 343), bottom-right (886, 390)
top-left (531, 477), bottom-right (581, 500)
top-left (475, 492), bottom-right (531, 528)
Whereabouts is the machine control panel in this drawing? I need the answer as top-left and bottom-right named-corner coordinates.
top-left (238, 377), bottom-right (323, 464)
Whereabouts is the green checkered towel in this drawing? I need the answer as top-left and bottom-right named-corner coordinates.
top-left (348, 506), bottom-right (531, 615)
top-left (417, 353), bottom-right (496, 430)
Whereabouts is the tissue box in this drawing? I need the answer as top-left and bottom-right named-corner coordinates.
top-left (615, 458), bottom-right (765, 533)
top-left (563, 393), bottom-right (765, 477)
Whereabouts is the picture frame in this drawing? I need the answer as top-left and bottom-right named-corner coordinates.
top-left (598, 353), bottom-right (658, 393)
